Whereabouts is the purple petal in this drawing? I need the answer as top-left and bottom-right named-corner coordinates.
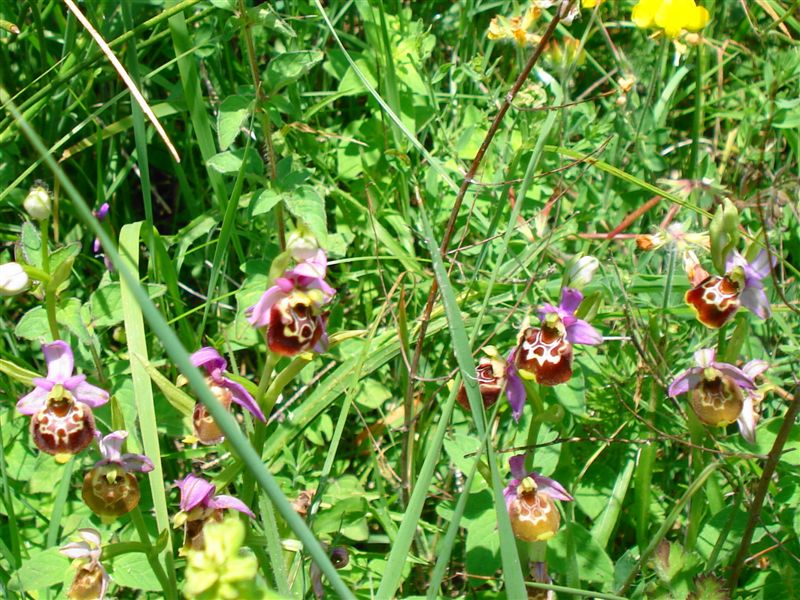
top-left (246, 285), bottom-right (289, 328)
top-left (713, 363), bottom-right (755, 391)
top-left (503, 480), bottom-right (519, 510)
top-left (532, 473), bottom-right (574, 502)
top-left (72, 380), bottom-right (110, 408)
top-left (736, 395), bottom-right (757, 444)
top-left (43, 340), bottom-right (75, 383)
top-left (225, 378), bottom-right (266, 422)
top-left (724, 250), bottom-right (747, 274)
top-left (209, 494), bottom-right (255, 519)
top-left (98, 431), bottom-right (127, 462)
top-left (95, 203), bottom-right (110, 220)
top-left (559, 287), bottom-right (583, 316)
top-left (16, 386), bottom-right (48, 415)
top-left (742, 360), bottom-right (769, 380)
top-left (121, 453), bottom-right (154, 473)
top-left (565, 319), bottom-right (602, 346)
top-left (693, 348), bottom-right (716, 368)
top-left (745, 250), bottom-right (773, 281)
top-left (313, 317), bottom-right (329, 353)
top-left (537, 303), bottom-right (560, 322)
top-left (508, 454), bottom-right (528, 480)
top-left (668, 368), bottom-right (701, 397)
top-left (739, 286), bottom-right (771, 319)
top-left (176, 475), bottom-right (216, 512)
top-left (190, 347), bottom-right (227, 374)
top-left (505, 363), bottom-right (527, 422)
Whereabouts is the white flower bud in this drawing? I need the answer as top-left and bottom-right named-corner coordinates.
top-left (286, 228), bottom-right (319, 262)
top-left (23, 185), bottom-right (51, 220)
top-left (565, 255), bottom-right (600, 289)
top-left (0, 262), bottom-right (30, 296)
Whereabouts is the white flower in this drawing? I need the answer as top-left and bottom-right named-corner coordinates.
top-left (23, 185), bottom-right (51, 220)
top-left (0, 262), bottom-right (29, 296)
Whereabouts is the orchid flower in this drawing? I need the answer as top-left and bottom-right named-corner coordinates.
top-left (59, 528), bottom-right (110, 599)
top-left (505, 288), bottom-right (602, 420)
top-left (737, 359), bottom-right (770, 444)
top-left (685, 250), bottom-right (774, 328)
top-left (82, 431), bottom-right (154, 518)
top-left (190, 347), bottom-right (265, 444)
top-left (668, 348), bottom-right (756, 435)
top-left (17, 341), bottom-right (108, 455)
top-left (174, 474), bottom-right (255, 552)
top-left (457, 348), bottom-right (506, 412)
top-left (247, 248), bottom-right (334, 356)
top-left (504, 455), bottom-right (573, 542)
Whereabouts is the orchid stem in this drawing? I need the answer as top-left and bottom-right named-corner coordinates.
top-left (129, 506), bottom-right (177, 600)
top-left (40, 218), bottom-right (59, 341)
top-left (523, 380), bottom-right (545, 472)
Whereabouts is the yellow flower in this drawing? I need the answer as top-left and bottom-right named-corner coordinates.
top-left (487, 5), bottom-right (543, 46)
top-left (632, 0), bottom-right (709, 38)
top-left (582, 0), bottom-right (604, 7)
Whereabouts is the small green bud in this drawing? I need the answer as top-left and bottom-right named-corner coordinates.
top-left (710, 199), bottom-right (739, 273)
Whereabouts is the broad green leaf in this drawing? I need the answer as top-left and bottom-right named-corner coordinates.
top-left (217, 95), bottom-right (252, 151)
top-left (549, 522), bottom-right (614, 586)
top-left (110, 552), bottom-right (162, 592)
top-left (9, 547), bottom-right (70, 592)
top-left (265, 50), bottom-right (323, 92)
top-left (283, 185), bottom-right (326, 245)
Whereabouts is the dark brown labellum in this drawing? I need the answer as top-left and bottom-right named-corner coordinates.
top-left (516, 326), bottom-right (573, 386)
top-left (267, 295), bottom-right (325, 356)
top-left (685, 275), bottom-right (740, 329)
top-left (30, 397), bottom-right (96, 455)
top-left (183, 508), bottom-right (223, 552)
top-left (457, 359), bottom-right (503, 410)
top-left (82, 465), bottom-right (141, 518)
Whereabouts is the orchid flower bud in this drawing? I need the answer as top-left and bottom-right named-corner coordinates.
top-left (0, 262), bottom-right (30, 296)
top-left (563, 255), bottom-right (599, 289)
top-left (23, 184), bottom-right (52, 220)
top-left (710, 199), bottom-right (740, 274)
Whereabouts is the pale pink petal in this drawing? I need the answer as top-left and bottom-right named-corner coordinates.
top-left (72, 380), bottom-right (109, 408)
top-left (98, 564), bottom-right (110, 599)
top-left (225, 378), bottom-right (266, 422)
top-left (177, 475), bottom-right (216, 512)
top-left (565, 319), bottom-right (602, 345)
top-left (736, 394), bottom-right (757, 444)
top-left (742, 360), bottom-right (769, 380)
top-left (739, 286), bottom-right (771, 319)
top-left (247, 285), bottom-right (289, 328)
top-left (533, 473), bottom-right (574, 502)
top-left (508, 454), bottom-right (528, 480)
top-left (59, 541), bottom-right (92, 560)
top-left (43, 340), bottom-right (75, 383)
top-left (209, 494), bottom-right (255, 519)
top-left (190, 347), bottom-right (226, 374)
top-left (745, 250), bottom-right (773, 280)
top-left (78, 528), bottom-right (102, 548)
top-left (503, 480), bottom-right (519, 510)
top-left (98, 431), bottom-right (127, 462)
top-left (693, 348), bottom-right (716, 368)
top-left (121, 453), bottom-right (154, 473)
top-left (668, 368), bottom-right (701, 397)
top-left (724, 250), bottom-right (748, 273)
top-left (713, 363), bottom-right (755, 390)
top-left (16, 386), bottom-right (48, 415)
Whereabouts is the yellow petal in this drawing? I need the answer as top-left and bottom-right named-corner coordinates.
top-left (684, 5), bottom-right (710, 32)
top-left (631, 0), bottom-right (660, 29)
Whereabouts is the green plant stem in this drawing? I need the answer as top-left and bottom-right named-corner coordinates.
top-left (39, 219), bottom-right (59, 340)
top-left (618, 461), bottom-right (719, 594)
top-left (46, 456), bottom-right (75, 548)
top-left (523, 380), bottom-right (545, 470)
top-left (684, 412), bottom-right (707, 551)
top-left (129, 507), bottom-right (177, 600)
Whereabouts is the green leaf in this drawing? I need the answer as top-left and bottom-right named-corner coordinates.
top-left (110, 552), bottom-right (162, 592)
top-left (217, 95), bottom-right (252, 151)
top-left (249, 188), bottom-right (282, 217)
top-left (553, 371), bottom-right (587, 416)
top-left (89, 283), bottom-right (166, 328)
top-left (207, 150), bottom-right (243, 174)
top-left (19, 221), bottom-right (42, 268)
top-left (283, 185), bottom-right (327, 245)
top-left (549, 522), bottom-right (614, 586)
top-left (265, 50), bottom-right (323, 92)
top-left (9, 547), bottom-right (70, 592)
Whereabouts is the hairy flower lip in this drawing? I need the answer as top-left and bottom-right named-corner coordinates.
top-left (189, 347), bottom-right (265, 423)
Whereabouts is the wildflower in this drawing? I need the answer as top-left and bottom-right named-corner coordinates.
top-left (82, 431), bottom-right (154, 518)
top-left (668, 348), bottom-right (756, 435)
top-left (636, 222), bottom-right (710, 285)
top-left (736, 359), bottom-right (770, 444)
top-left (59, 528), bottom-right (110, 600)
top-left (457, 347), bottom-right (506, 411)
top-left (506, 288), bottom-right (601, 420)
top-left (247, 247), bottom-right (334, 356)
top-left (174, 474), bottom-right (255, 553)
top-left (184, 518), bottom-right (264, 599)
top-left (632, 0), bottom-right (710, 39)
top-left (685, 250), bottom-right (774, 328)
top-left (504, 455), bottom-right (573, 542)
top-left (92, 203), bottom-right (110, 254)
top-left (487, 5), bottom-right (543, 46)
top-left (17, 341), bottom-right (109, 455)
top-left (0, 261), bottom-right (30, 296)
top-left (564, 255), bottom-right (599, 289)
top-left (583, 0), bottom-right (603, 7)
top-left (23, 183), bottom-right (52, 220)
top-left (190, 347), bottom-right (266, 444)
